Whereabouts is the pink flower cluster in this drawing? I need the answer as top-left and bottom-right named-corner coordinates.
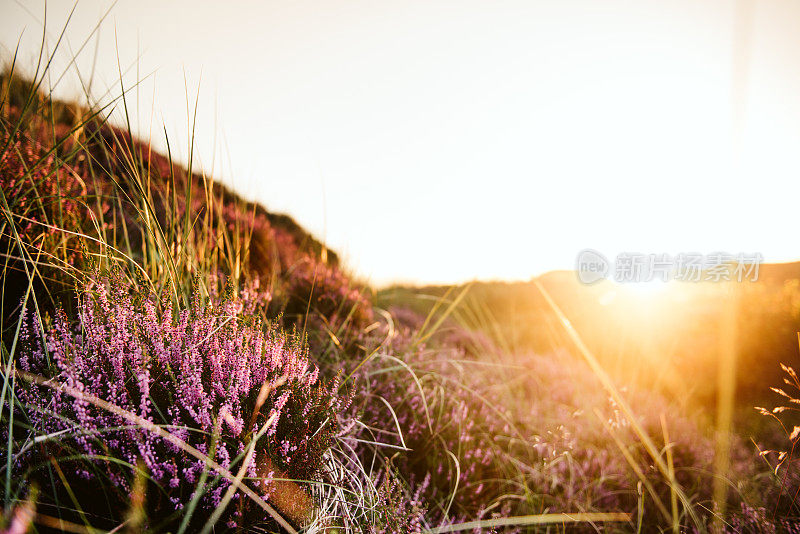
top-left (284, 256), bottom-right (374, 332)
top-left (17, 272), bottom-right (342, 523)
top-left (357, 307), bottom-right (761, 529)
top-left (0, 130), bottom-right (92, 253)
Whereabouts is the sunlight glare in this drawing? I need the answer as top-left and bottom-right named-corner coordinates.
top-left (620, 279), bottom-right (670, 297)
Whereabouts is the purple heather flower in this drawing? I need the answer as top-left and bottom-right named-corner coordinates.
top-left (16, 272), bottom-right (342, 525)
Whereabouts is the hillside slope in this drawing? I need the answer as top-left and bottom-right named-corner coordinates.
top-left (2, 70), bottom-right (797, 533)
top-left (0, 72), bottom-right (372, 347)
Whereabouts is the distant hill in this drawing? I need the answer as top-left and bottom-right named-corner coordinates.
top-left (756, 261), bottom-right (800, 284)
top-left (380, 264), bottom-right (800, 410)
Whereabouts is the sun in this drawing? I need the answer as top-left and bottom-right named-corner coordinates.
top-left (620, 279), bottom-right (670, 296)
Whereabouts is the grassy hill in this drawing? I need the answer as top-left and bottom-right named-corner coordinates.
top-left (379, 269), bottom-right (800, 411)
top-left (1, 62), bottom-right (799, 533)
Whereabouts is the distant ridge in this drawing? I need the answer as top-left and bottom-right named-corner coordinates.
top-left (754, 261), bottom-right (800, 284)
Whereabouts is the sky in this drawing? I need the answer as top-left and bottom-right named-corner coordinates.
top-left (2, 0), bottom-right (800, 286)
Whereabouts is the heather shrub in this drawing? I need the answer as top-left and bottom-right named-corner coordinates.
top-left (1, 70), bottom-right (369, 345)
top-left (282, 255), bottom-right (374, 343)
top-left (355, 308), bottom-right (768, 530)
top-left (368, 469), bottom-right (428, 534)
top-left (0, 130), bottom-right (88, 240)
top-left (354, 318), bottom-right (517, 525)
top-left (1, 69), bottom-right (388, 531)
top-left (213, 202), bottom-right (374, 342)
top-left (0, 127), bottom-right (95, 330)
top-left (14, 270), bottom-right (345, 529)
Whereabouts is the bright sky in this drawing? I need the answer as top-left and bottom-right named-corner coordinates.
top-left (2, 0), bottom-right (800, 286)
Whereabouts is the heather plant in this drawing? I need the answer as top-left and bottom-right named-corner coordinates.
top-left (0, 126), bottom-right (95, 331)
top-left (0, 130), bottom-right (87, 243)
top-left (1, 57), bottom-right (392, 531)
top-left (1, 66), bottom-right (371, 343)
top-left (356, 336), bottom-right (510, 524)
top-left (13, 269), bottom-right (343, 529)
top-left (368, 469), bottom-right (428, 533)
top-left (282, 255), bottom-right (375, 354)
top-left (354, 305), bottom-right (775, 531)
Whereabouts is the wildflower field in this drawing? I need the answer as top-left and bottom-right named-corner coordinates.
top-left (1, 27), bottom-right (800, 534)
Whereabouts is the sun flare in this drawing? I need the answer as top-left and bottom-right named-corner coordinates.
top-left (619, 279), bottom-right (670, 296)
top-left (3, 1), bottom-right (800, 531)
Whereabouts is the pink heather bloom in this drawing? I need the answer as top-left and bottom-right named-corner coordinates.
top-left (17, 271), bottom-right (343, 524)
